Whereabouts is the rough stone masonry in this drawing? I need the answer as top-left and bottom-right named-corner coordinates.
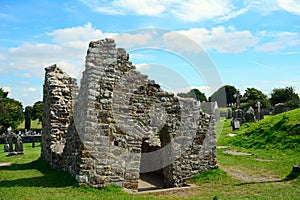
top-left (42, 38), bottom-right (217, 191)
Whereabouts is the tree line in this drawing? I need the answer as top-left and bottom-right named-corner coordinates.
top-left (0, 85), bottom-right (299, 131)
top-left (0, 88), bottom-right (42, 132)
top-left (178, 85), bottom-right (300, 110)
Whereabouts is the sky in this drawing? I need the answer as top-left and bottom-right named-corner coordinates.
top-left (0, 0), bottom-right (300, 107)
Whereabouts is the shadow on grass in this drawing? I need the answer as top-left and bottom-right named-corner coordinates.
top-left (233, 169), bottom-right (300, 186)
top-left (0, 157), bottom-right (78, 188)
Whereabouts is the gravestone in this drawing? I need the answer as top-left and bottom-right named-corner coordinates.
top-left (6, 128), bottom-right (17, 156)
top-left (231, 90), bottom-right (244, 130)
top-left (15, 134), bottom-right (24, 154)
top-left (7, 128), bottom-right (13, 153)
top-left (245, 106), bottom-right (255, 122)
top-left (4, 135), bottom-right (9, 152)
top-left (226, 108), bottom-right (232, 119)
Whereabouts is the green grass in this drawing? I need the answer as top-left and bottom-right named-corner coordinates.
top-left (0, 144), bottom-right (163, 200)
top-left (227, 108), bottom-right (300, 151)
top-left (1, 110), bottom-right (300, 199)
top-left (17, 119), bottom-right (42, 130)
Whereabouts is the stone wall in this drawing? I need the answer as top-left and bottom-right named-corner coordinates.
top-left (42, 65), bottom-right (78, 168)
top-left (42, 39), bottom-right (217, 191)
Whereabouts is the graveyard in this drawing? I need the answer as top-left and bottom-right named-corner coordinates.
top-left (0, 108), bottom-right (299, 199)
top-left (1, 38), bottom-right (300, 199)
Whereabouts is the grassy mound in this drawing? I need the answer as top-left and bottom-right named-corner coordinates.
top-left (230, 108), bottom-right (300, 151)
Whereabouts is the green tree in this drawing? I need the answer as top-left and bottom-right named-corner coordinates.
top-left (32, 101), bottom-right (43, 122)
top-left (241, 88), bottom-right (270, 109)
top-left (0, 88), bottom-right (8, 99)
top-left (270, 86), bottom-right (300, 107)
top-left (24, 106), bottom-right (33, 130)
top-left (177, 88), bottom-right (207, 102)
top-left (0, 88), bottom-right (24, 130)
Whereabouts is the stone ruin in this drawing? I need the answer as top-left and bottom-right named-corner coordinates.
top-left (42, 38), bottom-right (217, 191)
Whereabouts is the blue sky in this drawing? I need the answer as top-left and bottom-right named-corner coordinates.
top-left (0, 0), bottom-right (300, 106)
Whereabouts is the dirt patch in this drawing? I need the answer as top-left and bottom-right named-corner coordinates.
top-left (130, 172), bottom-right (199, 194)
top-left (227, 133), bottom-right (236, 137)
top-left (0, 162), bottom-right (11, 167)
top-left (223, 150), bottom-right (251, 156)
top-left (217, 146), bottom-right (229, 149)
top-left (253, 158), bottom-right (273, 162)
top-left (222, 167), bottom-right (280, 182)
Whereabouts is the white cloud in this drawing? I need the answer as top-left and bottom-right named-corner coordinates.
top-left (279, 81), bottom-right (300, 86)
top-left (81, 0), bottom-right (167, 16)
top-left (163, 31), bottom-right (203, 53)
top-left (114, 33), bottom-right (152, 47)
top-left (93, 7), bottom-right (125, 15)
top-left (253, 0), bottom-right (300, 16)
top-left (27, 87), bottom-right (37, 92)
top-left (130, 53), bottom-right (155, 61)
top-left (47, 22), bottom-right (111, 43)
top-left (255, 39), bottom-right (300, 52)
top-left (80, 0), bottom-right (300, 23)
top-left (171, 0), bottom-right (232, 22)
top-left (115, 0), bottom-right (166, 16)
top-left (3, 23), bottom-right (112, 78)
top-left (173, 85), bottom-right (213, 96)
top-left (167, 26), bottom-right (258, 53)
top-left (21, 73), bottom-right (32, 78)
top-left (56, 61), bottom-right (83, 79)
top-left (81, 0), bottom-right (239, 22)
top-left (135, 63), bottom-right (151, 70)
top-left (255, 30), bottom-right (300, 52)
top-left (3, 86), bottom-right (11, 92)
top-left (218, 1), bottom-right (258, 22)
top-left (277, 0), bottom-right (300, 15)
top-left (0, 55), bottom-right (5, 60)
top-left (80, 0), bottom-right (300, 22)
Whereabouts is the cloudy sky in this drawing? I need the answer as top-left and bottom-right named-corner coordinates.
top-left (1, 0), bottom-right (300, 106)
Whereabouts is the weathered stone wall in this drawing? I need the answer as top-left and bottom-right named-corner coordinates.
top-left (42, 65), bottom-right (78, 168)
top-left (42, 39), bottom-right (217, 191)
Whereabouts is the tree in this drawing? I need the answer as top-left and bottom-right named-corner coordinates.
top-left (24, 106), bottom-right (33, 130)
top-left (241, 88), bottom-right (270, 109)
top-left (177, 88), bottom-right (207, 102)
top-left (31, 101), bottom-right (43, 122)
top-left (210, 85), bottom-right (237, 107)
top-left (0, 88), bottom-right (24, 130)
top-left (0, 88), bottom-right (8, 99)
top-left (270, 86), bottom-right (300, 107)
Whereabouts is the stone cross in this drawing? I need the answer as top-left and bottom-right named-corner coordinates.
top-left (256, 101), bottom-right (261, 121)
top-left (7, 127), bottom-right (13, 153)
top-left (15, 134), bottom-right (24, 154)
top-left (234, 89), bottom-right (241, 109)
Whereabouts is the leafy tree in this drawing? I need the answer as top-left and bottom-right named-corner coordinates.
top-left (177, 88), bottom-right (207, 102)
top-left (210, 85), bottom-right (237, 107)
top-left (24, 106), bottom-right (33, 130)
top-left (32, 101), bottom-right (43, 122)
top-left (241, 88), bottom-right (270, 109)
top-left (0, 88), bottom-right (8, 98)
top-left (0, 88), bottom-right (24, 130)
top-left (270, 86), bottom-right (299, 107)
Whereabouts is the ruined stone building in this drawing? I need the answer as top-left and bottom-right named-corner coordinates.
top-left (42, 38), bottom-right (217, 191)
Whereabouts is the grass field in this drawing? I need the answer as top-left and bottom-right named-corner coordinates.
top-left (1, 110), bottom-right (299, 199)
top-left (17, 119), bottom-right (42, 130)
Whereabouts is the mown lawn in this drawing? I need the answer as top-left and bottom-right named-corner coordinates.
top-left (1, 112), bottom-right (299, 199)
top-left (17, 119), bottom-right (42, 130)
